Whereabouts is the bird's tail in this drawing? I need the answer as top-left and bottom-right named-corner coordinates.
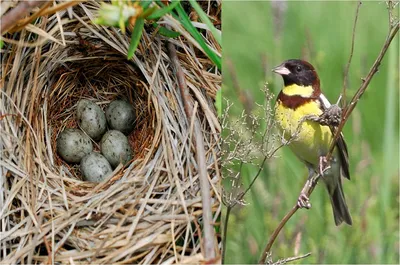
top-left (327, 178), bottom-right (352, 226)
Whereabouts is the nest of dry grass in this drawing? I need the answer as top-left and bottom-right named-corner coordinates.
top-left (1, 1), bottom-right (221, 264)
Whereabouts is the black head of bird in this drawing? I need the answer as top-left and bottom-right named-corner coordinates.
top-left (272, 59), bottom-right (320, 89)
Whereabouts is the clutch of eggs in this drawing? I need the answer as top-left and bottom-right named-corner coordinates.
top-left (56, 99), bottom-right (135, 182)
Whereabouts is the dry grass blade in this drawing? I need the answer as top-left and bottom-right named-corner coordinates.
top-left (167, 40), bottom-right (216, 261)
top-left (0, 0), bottom-right (47, 34)
top-left (0, 1), bottom-right (221, 263)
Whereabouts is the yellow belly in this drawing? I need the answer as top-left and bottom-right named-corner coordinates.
top-left (275, 100), bottom-right (332, 165)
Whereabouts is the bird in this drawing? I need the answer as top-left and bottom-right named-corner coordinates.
top-left (272, 59), bottom-right (352, 226)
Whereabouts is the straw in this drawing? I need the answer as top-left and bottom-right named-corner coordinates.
top-left (0, 1), bottom-right (221, 263)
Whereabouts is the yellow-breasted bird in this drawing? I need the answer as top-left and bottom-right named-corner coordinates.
top-left (272, 59), bottom-right (352, 226)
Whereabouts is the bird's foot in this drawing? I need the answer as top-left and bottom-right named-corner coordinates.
top-left (303, 105), bottom-right (342, 127)
top-left (297, 192), bottom-right (311, 209)
top-left (318, 104), bottom-right (342, 126)
top-left (319, 156), bottom-right (331, 176)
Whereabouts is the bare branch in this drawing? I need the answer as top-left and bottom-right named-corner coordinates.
top-left (259, 205), bottom-right (299, 263)
top-left (259, 4), bottom-right (399, 264)
top-left (221, 82), bottom-right (286, 263)
top-left (327, 20), bottom-right (399, 161)
top-left (221, 205), bottom-right (232, 264)
top-left (341, 1), bottom-right (362, 107)
top-left (274, 252), bottom-right (312, 264)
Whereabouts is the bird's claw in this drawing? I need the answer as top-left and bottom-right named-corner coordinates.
top-left (303, 105), bottom-right (342, 127)
top-left (319, 156), bottom-right (330, 176)
top-left (318, 104), bottom-right (342, 126)
top-left (297, 192), bottom-right (311, 209)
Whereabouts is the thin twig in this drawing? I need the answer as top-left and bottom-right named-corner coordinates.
top-left (223, 155), bottom-right (268, 263)
top-left (327, 21), bottom-right (399, 160)
top-left (167, 41), bottom-right (217, 260)
top-left (341, 1), bottom-right (362, 107)
top-left (241, 156), bottom-right (268, 198)
top-left (275, 252), bottom-right (311, 264)
top-left (259, 6), bottom-right (399, 265)
top-left (0, 1), bottom-right (46, 34)
top-left (8, 1), bottom-right (82, 34)
top-left (258, 205), bottom-right (298, 263)
top-left (221, 205), bottom-right (231, 264)
top-left (221, 83), bottom-right (283, 263)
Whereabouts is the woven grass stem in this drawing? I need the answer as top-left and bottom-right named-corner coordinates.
top-left (167, 40), bottom-right (217, 261)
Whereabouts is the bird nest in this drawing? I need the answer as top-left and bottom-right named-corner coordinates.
top-left (1, 2), bottom-right (221, 264)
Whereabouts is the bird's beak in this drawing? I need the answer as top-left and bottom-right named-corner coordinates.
top-left (272, 64), bottom-right (290, 75)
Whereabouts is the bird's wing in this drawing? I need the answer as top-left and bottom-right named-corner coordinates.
top-left (336, 133), bottom-right (350, 179)
top-left (319, 93), bottom-right (331, 109)
top-left (319, 94), bottom-right (350, 180)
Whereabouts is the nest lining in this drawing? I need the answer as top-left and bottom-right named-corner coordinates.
top-left (1, 2), bottom-right (221, 264)
top-left (49, 53), bottom-right (153, 184)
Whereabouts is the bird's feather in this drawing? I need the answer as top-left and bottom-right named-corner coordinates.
top-left (273, 59), bottom-right (352, 226)
top-left (319, 93), bottom-right (350, 180)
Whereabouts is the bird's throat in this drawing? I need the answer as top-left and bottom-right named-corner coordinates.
top-left (282, 84), bottom-right (314, 97)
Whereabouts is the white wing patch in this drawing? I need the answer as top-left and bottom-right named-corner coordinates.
top-left (319, 93), bottom-right (331, 109)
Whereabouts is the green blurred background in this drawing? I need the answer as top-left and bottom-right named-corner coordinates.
top-left (222, 1), bottom-right (399, 264)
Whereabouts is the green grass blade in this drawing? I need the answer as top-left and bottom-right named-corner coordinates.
top-left (140, 0), bottom-right (152, 9)
top-left (175, 3), bottom-right (221, 70)
top-left (127, 17), bottom-right (144, 59)
top-left (147, 1), bottom-right (180, 20)
top-left (188, 0), bottom-right (221, 45)
top-left (152, 23), bottom-right (181, 38)
top-left (141, 6), bottom-right (158, 18)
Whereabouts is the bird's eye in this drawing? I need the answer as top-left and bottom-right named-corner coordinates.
top-left (295, 66), bottom-right (302, 72)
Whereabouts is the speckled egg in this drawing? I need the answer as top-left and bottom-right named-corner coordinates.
top-left (80, 152), bottom-right (113, 182)
top-left (56, 128), bottom-right (93, 163)
top-left (105, 100), bottom-right (136, 135)
top-left (100, 130), bottom-right (132, 168)
top-left (76, 99), bottom-right (107, 140)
